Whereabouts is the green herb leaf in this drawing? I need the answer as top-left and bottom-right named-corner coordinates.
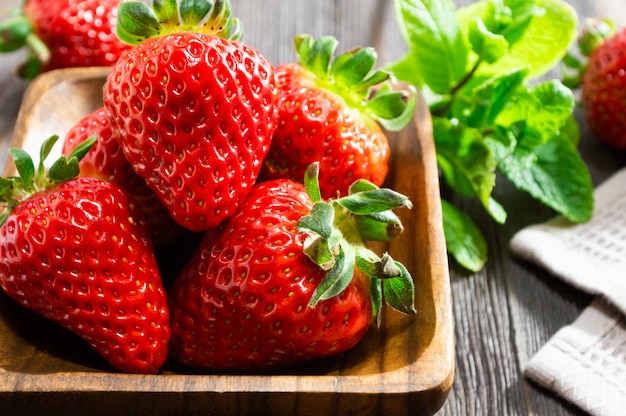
top-left (391, 0), bottom-right (469, 93)
top-left (468, 16), bottom-right (509, 64)
top-left (441, 199), bottom-right (488, 272)
top-left (496, 80), bottom-right (575, 142)
top-left (464, 67), bottom-right (529, 128)
top-left (560, 114), bottom-right (581, 147)
top-left (433, 117), bottom-right (506, 223)
top-left (389, 0), bottom-right (590, 272)
top-left (458, 0), bottom-right (578, 80)
top-left (499, 130), bottom-right (594, 223)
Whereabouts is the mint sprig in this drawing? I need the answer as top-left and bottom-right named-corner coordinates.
top-left (389, 0), bottom-right (593, 272)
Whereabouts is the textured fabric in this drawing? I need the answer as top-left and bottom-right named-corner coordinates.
top-left (524, 299), bottom-right (626, 416)
top-left (510, 167), bottom-right (626, 315)
top-left (510, 167), bottom-right (626, 416)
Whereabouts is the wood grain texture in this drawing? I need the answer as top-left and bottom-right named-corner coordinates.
top-left (0, 0), bottom-right (625, 415)
top-left (0, 67), bottom-right (453, 415)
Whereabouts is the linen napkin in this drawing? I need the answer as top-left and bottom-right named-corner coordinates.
top-left (510, 167), bottom-right (626, 416)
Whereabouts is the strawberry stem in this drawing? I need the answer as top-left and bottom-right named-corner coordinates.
top-left (293, 34), bottom-right (417, 132)
top-left (117, 0), bottom-right (242, 45)
top-left (296, 162), bottom-right (416, 317)
top-left (0, 12), bottom-right (51, 79)
top-left (0, 135), bottom-right (95, 226)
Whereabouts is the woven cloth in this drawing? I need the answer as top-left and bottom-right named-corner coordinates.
top-left (510, 167), bottom-right (626, 416)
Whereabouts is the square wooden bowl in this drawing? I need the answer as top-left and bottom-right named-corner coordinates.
top-left (0, 67), bottom-right (454, 416)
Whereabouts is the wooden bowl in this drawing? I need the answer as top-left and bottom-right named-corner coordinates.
top-left (0, 67), bottom-right (454, 416)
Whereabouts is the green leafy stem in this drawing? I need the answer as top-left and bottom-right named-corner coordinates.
top-left (388, 0), bottom-right (594, 271)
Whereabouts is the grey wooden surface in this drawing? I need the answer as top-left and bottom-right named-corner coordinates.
top-left (1, 0), bottom-right (625, 415)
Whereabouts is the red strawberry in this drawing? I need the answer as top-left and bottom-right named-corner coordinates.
top-left (0, 136), bottom-right (170, 374)
top-left (0, 0), bottom-right (130, 78)
top-left (261, 34), bottom-right (415, 199)
top-left (569, 19), bottom-right (626, 150)
top-left (62, 107), bottom-right (185, 249)
top-left (168, 163), bottom-right (415, 371)
top-left (103, 0), bottom-right (278, 232)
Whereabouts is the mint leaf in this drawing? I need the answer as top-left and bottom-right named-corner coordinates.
top-left (463, 67), bottom-right (529, 128)
top-left (434, 117), bottom-right (506, 223)
top-left (391, 0), bottom-right (469, 93)
top-left (458, 0), bottom-right (577, 80)
top-left (389, 0), bottom-right (591, 272)
top-left (559, 113), bottom-right (581, 147)
top-left (468, 16), bottom-right (509, 64)
top-left (489, 80), bottom-right (592, 221)
top-left (441, 199), bottom-right (488, 272)
top-left (496, 80), bottom-right (575, 143)
top-left (484, 124), bottom-right (518, 164)
top-left (499, 131), bottom-right (593, 223)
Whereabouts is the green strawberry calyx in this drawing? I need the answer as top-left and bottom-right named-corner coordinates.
top-left (294, 34), bottom-right (417, 132)
top-left (0, 135), bottom-right (95, 226)
top-left (296, 163), bottom-right (416, 321)
top-left (561, 18), bottom-right (616, 89)
top-left (116, 0), bottom-right (242, 45)
top-left (0, 8), bottom-right (52, 79)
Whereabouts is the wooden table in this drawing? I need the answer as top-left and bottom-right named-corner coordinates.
top-left (1, 0), bottom-right (625, 415)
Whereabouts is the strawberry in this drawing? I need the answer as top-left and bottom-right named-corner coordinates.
top-left (0, 0), bottom-right (130, 79)
top-left (261, 34), bottom-right (415, 199)
top-left (168, 163), bottom-right (415, 371)
top-left (62, 107), bottom-right (185, 249)
top-left (563, 18), bottom-right (626, 150)
top-left (103, 0), bottom-right (278, 232)
top-left (0, 136), bottom-right (170, 374)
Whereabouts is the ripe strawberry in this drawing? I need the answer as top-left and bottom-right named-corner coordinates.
top-left (0, 136), bottom-right (170, 374)
top-left (579, 21), bottom-right (626, 150)
top-left (168, 163), bottom-right (415, 371)
top-left (103, 0), bottom-right (278, 232)
top-left (62, 107), bottom-right (185, 249)
top-left (261, 34), bottom-right (415, 199)
top-left (0, 0), bottom-right (130, 78)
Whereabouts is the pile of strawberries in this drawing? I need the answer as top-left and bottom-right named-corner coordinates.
top-left (0, 0), bottom-right (416, 374)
